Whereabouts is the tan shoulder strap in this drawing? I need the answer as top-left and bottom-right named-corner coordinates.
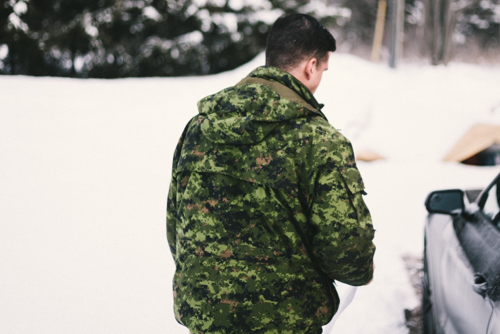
top-left (236, 77), bottom-right (317, 112)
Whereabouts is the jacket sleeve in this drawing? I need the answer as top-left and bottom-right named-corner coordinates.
top-left (166, 118), bottom-right (194, 260)
top-left (166, 164), bottom-right (178, 259)
top-left (309, 150), bottom-right (376, 286)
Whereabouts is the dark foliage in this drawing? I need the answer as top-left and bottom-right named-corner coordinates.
top-left (0, 0), bottom-right (498, 77)
top-left (458, 1), bottom-right (500, 49)
top-left (0, 0), bottom-right (345, 77)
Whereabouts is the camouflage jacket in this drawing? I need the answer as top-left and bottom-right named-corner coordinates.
top-left (167, 66), bottom-right (376, 334)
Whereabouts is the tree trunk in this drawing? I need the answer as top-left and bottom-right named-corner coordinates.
top-left (424, 0), bottom-right (480, 65)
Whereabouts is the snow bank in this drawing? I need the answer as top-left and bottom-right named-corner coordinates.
top-left (1, 53), bottom-right (500, 333)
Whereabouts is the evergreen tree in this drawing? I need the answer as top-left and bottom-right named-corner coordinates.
top-left (1, 0), bottom-right (497, 77)
top-left (0, 0), bottom-right (350, 77)
top-left (458, 0), bottom-right (500, 49)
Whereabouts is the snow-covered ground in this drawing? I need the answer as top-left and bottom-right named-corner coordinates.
top-left (1, 53), bottom-right (500, 333)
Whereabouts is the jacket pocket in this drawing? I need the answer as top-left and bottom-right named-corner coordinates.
top-left (338, 165), bottom-right (370, 223)
top-left (340, 165), bottom-right (365, 195)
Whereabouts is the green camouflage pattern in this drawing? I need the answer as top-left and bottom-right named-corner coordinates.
top-left (167, 66), bottom-right (376, 333)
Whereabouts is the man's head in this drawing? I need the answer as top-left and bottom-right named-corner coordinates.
top-left (266, 14), bottom-right (336, 93)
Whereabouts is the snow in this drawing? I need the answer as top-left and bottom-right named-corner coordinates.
top-left (143, 6), bottom-right (163, 21)
top-left (212, 13), bottom-right (238, 33)
top-left (8, 13), bottom-right (28, 31)
top-left (1, 53), bottom-right (500, 334)
top-left (0, 44), bottom-right (8, 60)
top-left (13, 1), bottom-right (28, 15)
top-left (300, 1), bottom-right (352, 20)
top-left (228, 0), bottom-right (245, 11)
top-left (177, 30), bottom-right (204, 45)
top-left (83, 12), bottom-right (99, 38)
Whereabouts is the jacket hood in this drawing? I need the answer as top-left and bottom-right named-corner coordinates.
top-left (197, 66), bottom-right (326, 145)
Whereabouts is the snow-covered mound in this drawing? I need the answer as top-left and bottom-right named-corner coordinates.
top-left (1, 53), bottom-right (500, 334)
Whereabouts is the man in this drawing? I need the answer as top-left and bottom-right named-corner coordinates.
top-left (167, 13), bottom-right (375, 334)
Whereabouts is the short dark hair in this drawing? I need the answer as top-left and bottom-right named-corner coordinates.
top-left (266, 14), bottom-right (336, 71)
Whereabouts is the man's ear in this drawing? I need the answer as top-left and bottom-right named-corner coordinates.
top-left (304, 57), bottom-right (318, 80)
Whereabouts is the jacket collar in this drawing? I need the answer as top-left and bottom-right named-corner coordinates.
top-left (247, 66), bottom-right (326, 118)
